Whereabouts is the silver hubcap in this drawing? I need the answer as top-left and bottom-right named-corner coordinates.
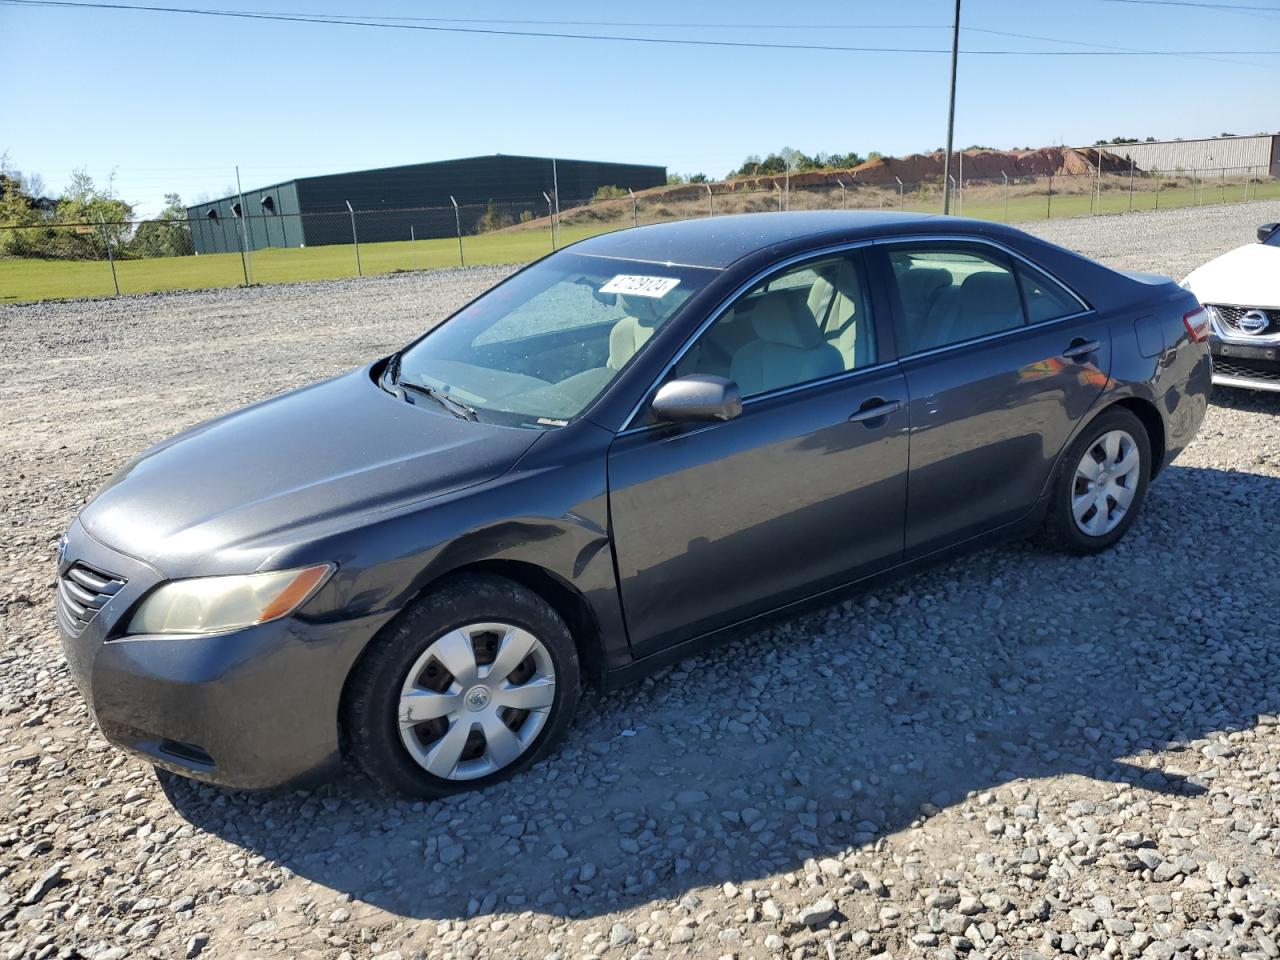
top-left (1072, 429), bottom-right (1140, 536)
top-left (397, 622), bottom-right (555, 781)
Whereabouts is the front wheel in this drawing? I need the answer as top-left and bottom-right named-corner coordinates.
top-left (1041, 407), bottom-right (1151, 555)
top-left (344, 574), bottom-right (580, 798)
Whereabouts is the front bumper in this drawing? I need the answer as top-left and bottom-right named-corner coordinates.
top-left (57, 520), bottom-right (391, 790)
top-left (1207, 305), bottom-right (1280, 393)
top-left (1210, 340), bottom-right (1280, 393)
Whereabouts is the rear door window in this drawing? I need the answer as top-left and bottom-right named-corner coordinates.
top-left (887, 247), bottom-right (1025, 354)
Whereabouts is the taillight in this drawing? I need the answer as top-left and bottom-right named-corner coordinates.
top-left (1183, 306), bottom-right (1210, 343)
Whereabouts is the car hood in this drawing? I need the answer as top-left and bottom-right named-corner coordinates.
top-left (80, 366), bottom-right (541, 573)
top-left (1182, 243), bottom-right (1280, 307)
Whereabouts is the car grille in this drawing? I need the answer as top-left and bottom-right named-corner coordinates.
top-left (1209, 304), bottom-right (1280, 337)
top-left (1213, 356), bottom-right (1280, 384)
top-left (56, 562), bottom-right (127, 635)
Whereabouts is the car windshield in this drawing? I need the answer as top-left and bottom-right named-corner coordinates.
top-left (391, 252), bottom-right (715, 427)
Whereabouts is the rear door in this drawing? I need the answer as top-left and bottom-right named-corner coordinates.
top-left (877, 240), bottom-right (1112, 557)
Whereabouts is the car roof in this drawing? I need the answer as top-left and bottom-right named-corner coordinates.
top-left (569, 211), bottom-right (944, 270)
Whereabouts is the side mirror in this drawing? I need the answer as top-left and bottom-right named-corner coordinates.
top-left (1258, 222), bottom-right (1278, 243)
top-left (651, 375), bottom-right (742, 423)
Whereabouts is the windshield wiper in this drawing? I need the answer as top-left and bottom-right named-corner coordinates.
top-left (399, 381), bottom-right (479, 421)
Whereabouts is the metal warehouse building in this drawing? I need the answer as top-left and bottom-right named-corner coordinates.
top-left (1106, 134), bottom-right (1280, 177)
top-left (186, 154), bottom-right (667, 255)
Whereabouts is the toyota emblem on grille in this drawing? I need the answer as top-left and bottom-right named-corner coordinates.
top-left (1238, 310), bottom-right (1270, 335)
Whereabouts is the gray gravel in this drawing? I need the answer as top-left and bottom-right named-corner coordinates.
top-left (2, 201), bottom-right (1280, 960)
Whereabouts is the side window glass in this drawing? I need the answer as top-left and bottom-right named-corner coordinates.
top-left (675, 254), bottom-right (874, 398)
top-left (1017, 263), bottom-right (1083, 323)
top-left (888, 247), bottom-right (1026, 354)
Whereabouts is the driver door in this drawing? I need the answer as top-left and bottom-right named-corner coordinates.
top-left (606, 251), bottom-right (910, 658)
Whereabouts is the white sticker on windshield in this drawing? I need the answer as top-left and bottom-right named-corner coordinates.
top-left (600, 274), bottom-right (681, 298)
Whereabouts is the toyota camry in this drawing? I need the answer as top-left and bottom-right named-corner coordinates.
top-left (57, 212), bottom-right (1211, 797)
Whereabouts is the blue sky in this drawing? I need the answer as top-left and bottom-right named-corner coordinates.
top-left (2, 0), bottom-right (1278, 216)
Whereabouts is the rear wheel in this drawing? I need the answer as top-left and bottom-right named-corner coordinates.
top-left (1041, 407), bottom-right (1151, 555)
top-left (344, 574), bottom-right (580, 797)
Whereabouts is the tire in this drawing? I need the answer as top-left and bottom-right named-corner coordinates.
top-left (1040, 406), bottom-right (1152, 556)
top-left (344, 573), bottom-right (580, 798)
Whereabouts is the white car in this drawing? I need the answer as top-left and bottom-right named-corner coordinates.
top-left (1182, 221), bottom-right (1280, 392)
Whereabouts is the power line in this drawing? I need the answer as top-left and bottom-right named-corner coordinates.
top-left (1095, 0), bottom-right (1280, 9)
top-left (5, 0), bottom-right (1280, 55)
top-left (963, 24), bottom-right (1280, 68)
top-left (293, 14), bottom-right (950, 31)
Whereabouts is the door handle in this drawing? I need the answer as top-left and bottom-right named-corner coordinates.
top-left (1062, 339), bottom-right (1101, 360)
top-left (848, 398), bottom-right (902, 424)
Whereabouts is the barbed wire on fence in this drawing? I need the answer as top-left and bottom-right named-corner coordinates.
top-left (2, 163), bottom-right (1278, 302)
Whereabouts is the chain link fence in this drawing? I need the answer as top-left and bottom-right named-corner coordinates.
top-left (3, 164), bottom-right (1278, 303)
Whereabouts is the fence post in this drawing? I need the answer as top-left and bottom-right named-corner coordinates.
top-left (345, 200), bottom-right (362, 276)
top-left (1093, 151), bottom-right (1101, 215)
top-left (1220, 166), bottom-right (1225, 204)
top-left (551, 158), bottom-right (561, 244)
top-left (836, 179), bottom-right (847, 210)
top-left (773, 182), bottom-right (782, 211)
top-left (1155, 176), bottom-right (1160, 210)
top-left (629, 188), bottom-right (637, 227)
top-left (1128, 158), bottom-right (1135, 213)
top-left (97, 215), bottom-right (120, 297)
top-left (232, 207), bottom-right (250, 286)
top-left (543, 192), bottom-right (555, 250)
top-left (411, 225), bottom-right (418, 271)
top-left (705, 183), bottom-right (714, 217)
top-left (895, 176), bottom-right (905, 211)
top-left (1047, 174), bottom-right (1053, 219)
top-left (449, 196), bottom-right (464, 267)
top-left (235, 165), bottom-right (253, 283)
top-left (947, 176), bottom-right (956, 215)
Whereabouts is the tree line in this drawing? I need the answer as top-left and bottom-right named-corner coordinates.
top-left (0, 157), bottom-right (192, 260)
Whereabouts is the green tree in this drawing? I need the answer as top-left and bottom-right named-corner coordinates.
top-left (131, 193), bottom-right (193, 258)
top-left (0, 153), bottom-right (53, 256)
top-left (475, 199), bottom-right (510, 233)
top-left (49, 170), bottom-right (134, 259)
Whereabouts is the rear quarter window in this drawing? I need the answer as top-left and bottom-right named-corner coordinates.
top-left (1017, 263), bottom-right (1084, 323)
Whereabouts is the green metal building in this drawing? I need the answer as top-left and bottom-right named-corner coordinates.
top-left (185, 154), bottom-right (666, 254)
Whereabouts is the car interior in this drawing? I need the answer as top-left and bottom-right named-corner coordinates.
top-left (425, 244), bottom-right (1085, 424)
top-left (890, 250), bottom-right (1027, 355)
top-left (673, 257), bottom-right (874, 396)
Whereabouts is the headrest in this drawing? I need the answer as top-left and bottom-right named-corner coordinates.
top-left (902, 267), bottom-right (952, 292)
top-left (751, 295), bottom-right (824, 349)
top-left (618, 294), bottom-right (662, 326)
top-left (960, 271), bottom-right (1020, 312)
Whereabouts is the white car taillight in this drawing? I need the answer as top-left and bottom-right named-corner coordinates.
top-left (1183, 306), bottom-right (1210, 343)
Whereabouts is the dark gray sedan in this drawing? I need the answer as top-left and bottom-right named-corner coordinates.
top-left (57, 212), bottom-right (1210, 797)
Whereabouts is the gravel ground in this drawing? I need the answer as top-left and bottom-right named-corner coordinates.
top-left (2, 201), bottom-right (1280, 960)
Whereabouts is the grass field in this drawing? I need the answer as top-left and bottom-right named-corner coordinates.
top-left (4, 179), bottom-right (1280, 304)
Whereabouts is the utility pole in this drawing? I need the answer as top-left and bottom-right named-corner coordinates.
top-left (941, 0), bottom-right (961, 215)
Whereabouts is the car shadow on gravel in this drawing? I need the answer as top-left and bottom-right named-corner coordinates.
top-left (161, 463), bottom-right (1280, 922)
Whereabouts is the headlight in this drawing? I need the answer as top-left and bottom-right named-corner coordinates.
top-left (126, 564), bottom-right (333, 636)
